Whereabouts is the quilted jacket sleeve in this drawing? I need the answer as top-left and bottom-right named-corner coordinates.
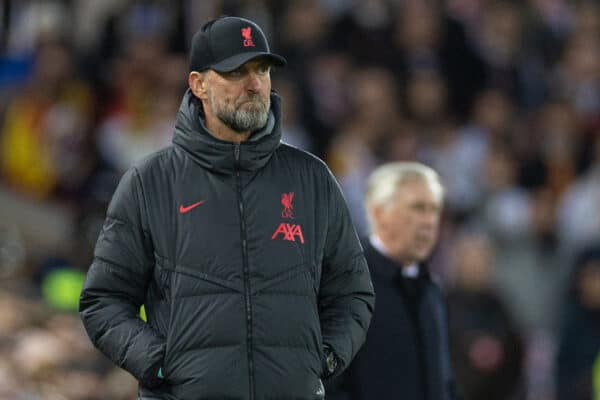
top-left (79, 168), bottom-right (165, 388)
top-left (319, 168), bottom-right (375, 377)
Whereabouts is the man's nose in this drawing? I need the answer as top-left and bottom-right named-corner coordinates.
top-left (245, 72), bottom-right (262, 91)
top-left (421, 209), bottom-right (439, 227)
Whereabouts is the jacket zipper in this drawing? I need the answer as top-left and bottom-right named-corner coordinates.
top-left (235, 144), bottom-right (255, 400)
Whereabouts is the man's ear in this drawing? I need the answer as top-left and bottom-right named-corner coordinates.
top-left (189, 71), bottom-right (207, 99)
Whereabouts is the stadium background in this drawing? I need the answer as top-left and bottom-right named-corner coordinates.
top-left (0, 0), bottom-right (599, 399)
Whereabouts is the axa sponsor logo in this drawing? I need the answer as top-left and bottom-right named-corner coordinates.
top-left (271, 223), bottom-right (304, 244)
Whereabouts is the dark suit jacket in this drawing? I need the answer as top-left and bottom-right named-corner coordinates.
top-left (329, 241), bottom-right (457, 400)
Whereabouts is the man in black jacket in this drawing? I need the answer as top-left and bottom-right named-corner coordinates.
top-left (333, 162), bottom-right (457, 400)
top-left (79, 16), bottom-right (374, 400)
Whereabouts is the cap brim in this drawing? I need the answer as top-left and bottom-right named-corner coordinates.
top-left (210, 52), bottom-right (287, 72)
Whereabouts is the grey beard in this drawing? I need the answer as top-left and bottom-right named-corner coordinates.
top-left (218, 101), bottom-right (270, 133)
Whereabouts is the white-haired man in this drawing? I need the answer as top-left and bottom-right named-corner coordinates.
top-left (334, 162), bottom-right (458, 400)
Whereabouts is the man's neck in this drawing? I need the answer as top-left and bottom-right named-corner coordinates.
top-left (369, 234), bottom-right (418, 272)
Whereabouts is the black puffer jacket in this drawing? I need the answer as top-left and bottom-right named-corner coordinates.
top-left (333, 242), bottom-right (457, 400)
top-left (79, 90), bottom-right (374, 400)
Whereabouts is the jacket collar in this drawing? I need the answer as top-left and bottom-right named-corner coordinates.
top-left (364, 241), bottom-right (431, 282)
top-left (172, 88), bottom-right (282, 175)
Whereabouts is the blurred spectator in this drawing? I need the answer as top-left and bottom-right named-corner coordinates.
top-left (96, 34), bottom-right (181, 174)
top-left (278, 0), bottom-right (330, 73)
top-left (0, 38), bottom-right (94, 200)
top-left (447, 232), bottom-right (525, 400)
top-left (303, 50), bottom-right (354, 154)
top-left (481, 141), bottom-right (566, 335)
top-left (328, 0), bottom-right (395, 67)
top-left (556, 244), bottom-right (600, 400)
top-left (3, 0), bottom-right (69, 57)
top-left (482, 143), bottom-right (532, 242)
top-left (476, 1), bottom-right (525, 101)
top-left (405, 69), bottom-right (449, 137)
top-left (273, 76), bottom-right (315, 152)
top-left (557, 134), bottom-right (600, 254)
top-left (524, 100), bottom-right (582, 196)
top-left (426, 89), bottom-right (515, 217)
top-left (550, 2), bottom-right (600, 122)
top-left (552, 32), bottom-right (600, 121)
top-left (390, 0), bottom-right (488, 119)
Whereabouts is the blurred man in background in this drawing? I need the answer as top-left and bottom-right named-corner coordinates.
top-left (333, 162), bottom-right (457, 400)
top-left (79, 16), bottom-right (373, 400)
top-left (446, 232), bottom-right (524, 400)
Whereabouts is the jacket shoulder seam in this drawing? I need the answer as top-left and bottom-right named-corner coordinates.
top-left (133, 146), bottom-right (174, 171)
top-left (277, 143), bottom-right (329, 168)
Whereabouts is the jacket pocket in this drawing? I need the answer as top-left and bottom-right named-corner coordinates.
top-left (152, 255), bottom-right (174, 381)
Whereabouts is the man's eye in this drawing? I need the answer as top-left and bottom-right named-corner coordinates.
top-left (258, 65), bottom-right (270, 74)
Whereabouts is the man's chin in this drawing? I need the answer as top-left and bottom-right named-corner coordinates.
top-left (226, 119), bottom-right (267, 134)
top-left (413, 246), bottom-right (434, 262)
top-left (218, 109), bottom-right (268, 133)
top-left (241, 108), bottom-right (267, 119)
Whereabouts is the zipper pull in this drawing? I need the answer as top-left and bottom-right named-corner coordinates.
top-left (234, 144), bottom-right (240, 162)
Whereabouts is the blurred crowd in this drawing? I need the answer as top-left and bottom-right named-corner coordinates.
top-left (0, 0), bottom-right (599, 399)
